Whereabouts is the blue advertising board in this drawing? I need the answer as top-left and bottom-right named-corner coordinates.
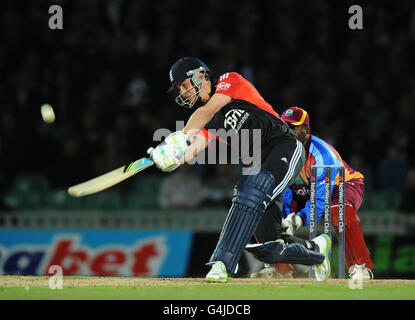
top-left (0, 230), bottom-right (193, 277)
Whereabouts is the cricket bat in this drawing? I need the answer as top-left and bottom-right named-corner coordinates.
top-left (67, 157), bottom-right (154, 197)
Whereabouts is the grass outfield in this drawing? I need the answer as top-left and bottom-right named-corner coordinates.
top-left (0, 276), bottom-right (415, 300)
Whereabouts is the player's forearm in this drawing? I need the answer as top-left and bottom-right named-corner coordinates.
top-left (181, 134), bottom-right (208, 164)
top-left (183, 107), bottom-right (215, 136)
top-left (299, 197), bottom-right (325, 226)
top-left (183, 93), bottom-right (232, 135)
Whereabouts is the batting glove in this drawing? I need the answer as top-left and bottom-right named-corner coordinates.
top-left (164, 130), bottom-right (190, 159)
top-left (147, 143), bottom-right (181, 172)
top-left (282, 213), bottom-right (304, 235)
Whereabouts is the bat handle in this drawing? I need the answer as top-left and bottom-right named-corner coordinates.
top-left (147, 147), bottom-right (155, 159)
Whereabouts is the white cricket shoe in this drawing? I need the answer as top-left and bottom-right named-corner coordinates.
top-left (250, 264), bottom-right (293, 279)
top-left (205, 261), bottom-right (230, 283)
top-left (312, 234), bottom-right (332, 281)
top-left (349, 264), bottom-right (373, 280)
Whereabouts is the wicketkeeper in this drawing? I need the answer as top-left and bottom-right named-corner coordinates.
top-left (269, 107), bottom-right (373, 280)
top-left (148, 57), bottom-right (332, 282)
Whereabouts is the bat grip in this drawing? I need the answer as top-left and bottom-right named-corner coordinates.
top-left (147, 147), bottom-right (155, 159)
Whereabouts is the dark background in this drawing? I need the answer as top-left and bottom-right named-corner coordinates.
top-left (1, 0), bottom-right (414, 211)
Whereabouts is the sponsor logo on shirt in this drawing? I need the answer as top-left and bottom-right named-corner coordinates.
top-left (217, 82), bottom-right (231, 90)
top-left (224, 109), bottom-right (250, 130)
top-left (219, 73), bottom-right (230, 81)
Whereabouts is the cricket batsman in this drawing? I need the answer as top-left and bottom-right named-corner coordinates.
top-left (148, 57), bottom-right (331, 282)
top-left (262, 106), bottom-right (373, 280)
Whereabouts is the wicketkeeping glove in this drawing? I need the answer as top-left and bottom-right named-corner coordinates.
top-left (282, 213), bottom-right (304, 236)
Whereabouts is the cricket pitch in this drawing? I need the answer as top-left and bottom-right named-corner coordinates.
top-left (0, 276), bottom-right (414, 300)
